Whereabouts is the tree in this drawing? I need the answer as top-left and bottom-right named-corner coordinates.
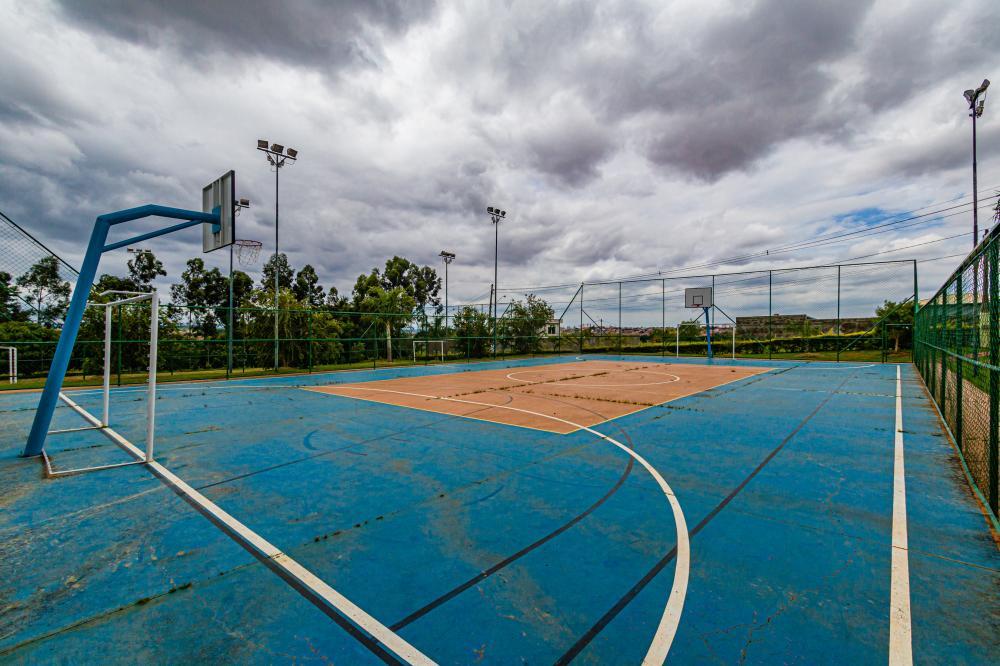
top-left (452, 305), bottom-right (490, 357)
top-left (170, 258), bottom-right (228, 336)
top-left (293, 264), bottom-right (325, 307)
top-left (325, 285), bottom-right (349, 311)
top-left (127, 250), bottom-right (166, 289)
top-left (17, 257), bottom-right (71, 326)
top-left (0, 271), bottom-right (26, 322)
top-left (502, 294), bottom-right (554, 354)
top-left (231, 270), bottom-right (254, 308)
top-left (359, 285), bottom-right (416, 362)
top-left (261, 253), bottom-right (294, 292)
top-left (352, 257), bottom-right (441, 313)
top-left (876, 300), bottom-right (915, 352)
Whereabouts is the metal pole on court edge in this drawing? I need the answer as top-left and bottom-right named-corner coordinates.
top-left (768, 270), bottom-right (772, 360)
top-left (836, 264), bottom-right (841, 362)
top-left (228, 241), bottom-right (233, 379)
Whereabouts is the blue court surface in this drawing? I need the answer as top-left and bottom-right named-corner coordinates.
top-left (1, 356), bottom-right (997, 664)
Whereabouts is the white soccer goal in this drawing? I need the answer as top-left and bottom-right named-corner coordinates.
top-left (0, 346), bottom-right (16, 383)
top-left (413, 339), bottom-right (446, 363)
top-left (43, 290), bottom-right (159, 477)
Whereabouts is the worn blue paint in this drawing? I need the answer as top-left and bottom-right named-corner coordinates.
top-left (2, 356), bottom-right (997, 662)
top-left (22, 205), bottom-right (221, 458)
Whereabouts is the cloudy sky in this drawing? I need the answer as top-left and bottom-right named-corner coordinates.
top-left (1, 0), bottom-right (998, 322)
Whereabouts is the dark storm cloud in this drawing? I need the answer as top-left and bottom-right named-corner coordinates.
top-left (55, 0), bottom-right (436, 70)
top-left (525, 121), bottom-right (615, 187)
top-left (617, 0), bottom-right (874, 179)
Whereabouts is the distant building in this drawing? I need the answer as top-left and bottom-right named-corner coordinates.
top-left (541, 319), bottom-right (561, 337)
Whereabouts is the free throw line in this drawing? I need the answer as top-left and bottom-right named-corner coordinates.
top-left (889, 365), bottom-right (913, 665)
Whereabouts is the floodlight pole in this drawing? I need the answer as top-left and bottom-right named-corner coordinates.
top-left (257, 140), bottom-right (298, 371)
top-left (440, 251), bottom-right (454, 333)
top-left (965, 80), bottom-right (990, 247)
top-left (487, 206), bottom-right (507, 357)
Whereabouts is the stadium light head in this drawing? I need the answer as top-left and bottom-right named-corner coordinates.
top-left (271, 143), bottom-right (284, 154)
top-left (977, 100), bottom-right (986, 117)
top-left (286, 148), bottom-right (298, 158)
top-left (239, 198), bottom-right (250, 207)
top-left (257, 139), bottom-right (268, 149)
top-left (439, 250), bottom-right (455, 259)
top-left (500, 210), bottom-right (506, 217)
top-left (965, 89), bottom-right (976, 103)
top-left (487, 206), bottom-right (494, 214)
top-left (979, 79), bottom-right (991, 94)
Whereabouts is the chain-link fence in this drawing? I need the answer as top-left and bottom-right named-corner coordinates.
top-left (915, 236), bottom-right (1000, 522)
top-left (0, 258), bottom-right (919, 389)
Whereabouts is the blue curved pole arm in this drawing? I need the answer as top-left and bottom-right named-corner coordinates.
top-left (23, 205), bottom-right (219, 457)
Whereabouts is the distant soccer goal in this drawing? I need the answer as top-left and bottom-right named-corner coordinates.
top-left (0, 346), bottom-right (16, 384)
top-left (413, 339), bottom-right (446, 363)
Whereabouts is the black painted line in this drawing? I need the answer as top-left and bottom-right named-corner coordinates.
top-left (554, 371), bottom-right (857, 664)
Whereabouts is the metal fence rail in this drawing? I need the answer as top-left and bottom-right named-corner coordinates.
top-left (915, 231), bottom-right (1000, 523)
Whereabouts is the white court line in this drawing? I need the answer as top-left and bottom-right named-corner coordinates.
top-left (311, 385), bottom-right (690, 664)
top-left (889, 365), bottom-right (913, 665)
top-left (52, 392), bottom-right (435, 665)
top-left (505, 368), bottom-right (681, 387)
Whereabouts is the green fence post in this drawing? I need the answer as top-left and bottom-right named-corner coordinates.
top-left (956, 269), bottom-right (964, 453)
top-left (989, 239), bottom-right (999, 514)
top-left (308, 309), bottom-right (314, 373)
top-left (938, 293), bottom-right (946, 409)
top-left (768, 270), bottom-right (772, 361)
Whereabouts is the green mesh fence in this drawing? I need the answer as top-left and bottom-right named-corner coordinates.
top-left (915, 235), bottom-right (1000, 522)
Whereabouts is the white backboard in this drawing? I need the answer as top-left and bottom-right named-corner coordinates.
top-left (202, 170), bottom-right (234, 252)
top-left (685, 287), bottom-right (713, 308)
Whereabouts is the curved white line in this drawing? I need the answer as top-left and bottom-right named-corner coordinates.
top-left (505, 368), bottom-right (681, 388)
top-left (789, 363), bottom-right (877, 370)
top-left (323, 385), bottom-right (690, 663)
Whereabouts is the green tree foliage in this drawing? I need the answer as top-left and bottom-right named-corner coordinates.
top-left (0, 271), bottom-right (27, 322)
top-left (325, 285), bottom-right (348, 310)
top-left (452, 306), bottom-right (490, 357)
top-left (501, 294), bottom-right (554, 354)
top-left (127, 250), bottom-right (166, 289)
top-left (170, 258), bottom-right (228, 336)
top-left (293, 264), bottom-right (325, 307)
top-left (352, 257), bottom-right (441, 312)
top-left (231, 270), bottom-right (254, 308)
top-left (17, 257), bottom-right (71, 326)
top-left (875, 299), bottom-right (915, 352)
top-left (261, 253), bottom-right (294, 292)
top-left (359, 285), bottom-right (416, 362)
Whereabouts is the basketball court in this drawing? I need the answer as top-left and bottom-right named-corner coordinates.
top-left (1, 172), bottom-right (997, 664)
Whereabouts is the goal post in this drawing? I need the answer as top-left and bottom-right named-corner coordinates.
top-left (0, 346), bottom-right (16, 384)
top-left (413, 339), bottom-right (446, 363)
top-left (42, 290), bottom-right (159, 477)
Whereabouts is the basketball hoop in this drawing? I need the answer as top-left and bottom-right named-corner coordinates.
top-left (234, 239), bottom-right (262, 266)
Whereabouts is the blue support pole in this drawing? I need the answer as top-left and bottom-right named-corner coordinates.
top-left (23, 205), bottom-right (219, 457)
top-left (704, 306), bottom-right (713, 359)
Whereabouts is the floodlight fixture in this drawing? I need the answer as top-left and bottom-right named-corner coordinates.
top-left (500, 210), bottom-right (506, 217)
top-left (965, 89), bottom-right (976, 103)
top-left (239, 198), bottom-right (250, 207)
top-left (271, 143), bottom-right (284, 154)
top-left (257, 139), bottom-right (268, 149)
top-left (286, 148), bottom-right (298, 159)
top-left (978, 79), bottom-right (991, 94)
top-left (485, 204), bottom-right (508, 356)
top-left (487, 206), bottom-right (495, 213)
top-left (439, 250), bottom-right (455, 260)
